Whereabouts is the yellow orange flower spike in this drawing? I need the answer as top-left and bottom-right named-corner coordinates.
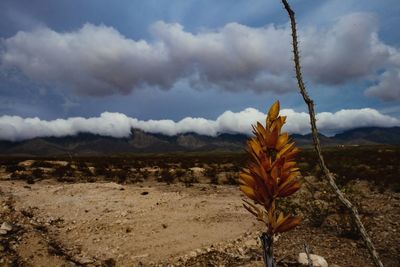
top-left (240, 100), bottom-right (301, 235)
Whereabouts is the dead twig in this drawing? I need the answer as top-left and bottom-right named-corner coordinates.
top-left (280, 1), bottom-right (384, 267)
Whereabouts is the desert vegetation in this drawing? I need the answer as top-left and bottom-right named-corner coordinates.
top-left (240, 101), bottom-right (302, 266)
top-left (1, 146), bottom-right (398, 191)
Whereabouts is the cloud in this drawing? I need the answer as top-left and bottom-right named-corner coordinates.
top-left (0, 107), bottom-right (398, 141)
top-left (366, 68), bottom-right (400, 100)
top-left (1, 12), bottom-right (398, 98)
top-left (365, 48), bottom-right (400, 100)
top-left (301, 13), bottom-right (390, 84)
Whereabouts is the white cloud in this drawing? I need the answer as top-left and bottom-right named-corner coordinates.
top-left (1, 13), bottom-right (398, 98)
top-left (314, 108), bottom-right (400, 133)
top-left (0, 108), bottom-right (398, 141)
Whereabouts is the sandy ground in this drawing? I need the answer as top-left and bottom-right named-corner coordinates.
top-left (0, 180), bottom-right (262, 266)
top-left (0, 178), bottom-right (399, 267)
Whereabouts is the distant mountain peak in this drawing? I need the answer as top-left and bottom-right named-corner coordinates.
top-left (0, 126), bottom-right (399, 156)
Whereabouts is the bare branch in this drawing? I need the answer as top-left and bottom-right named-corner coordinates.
top-left (280, 1), bottom-right (384, 267)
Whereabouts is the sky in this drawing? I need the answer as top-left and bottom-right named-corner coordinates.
top-left (0, 0), bottom-right (399, 140)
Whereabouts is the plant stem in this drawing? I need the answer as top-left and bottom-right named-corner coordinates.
top-left (280, 1), bottom-right (384, 267)
top-left (260, 233), bottom-right (276, 267)
top-left (304, 243), bottom-right (313, 267)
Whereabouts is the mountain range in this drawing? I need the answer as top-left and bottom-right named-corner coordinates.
top-left (0, 127), bottom-right (399, 156)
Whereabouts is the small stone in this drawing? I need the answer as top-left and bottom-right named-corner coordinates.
top-left (298, 253), bottom-right (328, 267)
top-left (131, 254), bottom-right (147, 260)
top-left (0, 229), bottom-right (7, 235)
top-left (244, 239), bottom-right (257, 247)
top-left (1, 222), bottom-right (12, 232)
top-left (103, 258), bottom-right (116, 267)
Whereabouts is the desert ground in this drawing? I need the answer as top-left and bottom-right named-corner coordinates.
top-left (0, 148), bottom-right (399, 266)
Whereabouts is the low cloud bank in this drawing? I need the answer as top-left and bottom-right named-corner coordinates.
top-left (0, 108), bottom-right (398, 141)
top-left (1, 13), bottom-right (399, 100)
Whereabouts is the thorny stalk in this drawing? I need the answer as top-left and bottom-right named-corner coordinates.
top-left (280, 1), bottom-right (384, 266)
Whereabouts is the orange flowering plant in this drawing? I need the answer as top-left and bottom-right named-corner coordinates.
top-left (240, 100), bottom-right (301, 266)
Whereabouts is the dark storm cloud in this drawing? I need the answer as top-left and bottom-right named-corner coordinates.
top-left (1, 12), bottom-right (398, 98)
top-left (366, 69), bottom-right (400, 100)
top-left (366, 49), bottom-right (400, 101)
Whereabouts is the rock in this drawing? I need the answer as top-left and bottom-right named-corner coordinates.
top-left (103, 258), bottom-right (116, 267)
top-left (244, 239), bottom-right (257, 247)
top-left (0, 229), bottom-right (7, 235)
top-left (78, 256), bottom-right (94, 265)
top-left (120, 211), bottom-right (128, 217)
top-left (237, 247), bottom-right (245, 255)
top-left (1, 222), bottom-right (12, 232)
top-left (130, 254), bottom-right (149, 260)
top-left (298, 253), bottom-right (328, 267)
